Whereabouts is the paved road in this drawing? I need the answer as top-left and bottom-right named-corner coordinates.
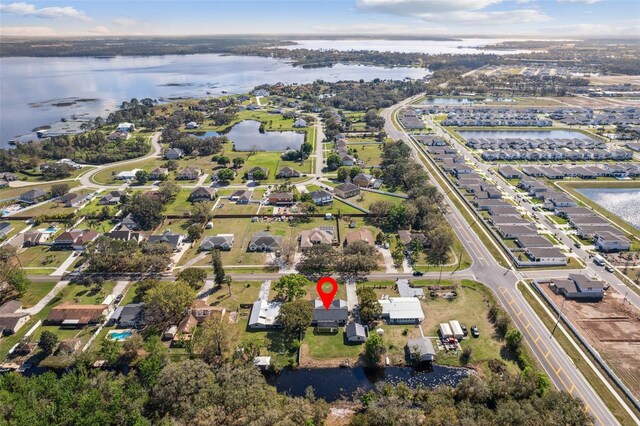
top-left (380, 96), bottom-right (618, 426)
top-left (424, 114), bottom-right (640, 310)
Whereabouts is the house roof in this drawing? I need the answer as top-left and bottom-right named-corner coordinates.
top-left (407, 337), bottom-right (436, 359)
top-left (569, 274), bottom-right (606, 291)
top-left (526, 247), bottom-right (565, 259)
top-left (148, 231), bottom-right (184, 249)
top-left (201, 234), bottom-right (234, 249)
top-left (248, 299), bottom-right (282, 327)
top-left (313, 299), bottom-right (348, 322)
top-left (379, 297), bottom-right (424, 321)
top-left (0, 300), bottom-right (22, 314)
top-left (269, 192), bottom-right (293, 200)
top-left (116, 303), bottom-right (145, 325)
top-left (190, 186), bottom-right (216, 198)
top-left (54, 229), bottom-right (98, 245)
top-left (47, 303), bottom-right (107, 323)
top-left (346, 322), bottom-right (367, 338)
top-left (299, 228), bottom-right (334, 248)
top-left (0, 313), bottom-right (29, 332)
top-left (20, 189), bottom-right (46, 199)
top-left (334, 182), bottom-right (359, 193)
top-left (247, 166), bottom-right (268, 174)
top-left (346, 228), bottom-right (374, 246)
top-left (249, 232), bottom-right (281, 248)
top-left (105, 230), bottom-right (143, 241)
top-left (310, 189), bottom-right (332, 199)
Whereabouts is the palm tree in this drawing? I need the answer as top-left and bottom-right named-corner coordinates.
top-left (223, 275), bottom-right (232, 295)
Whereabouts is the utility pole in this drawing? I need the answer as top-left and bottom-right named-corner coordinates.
top-left (552, 297), bottom-right (566, 335)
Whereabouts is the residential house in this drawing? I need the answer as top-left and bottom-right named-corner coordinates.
top-left (149, 168), bottom-right (169, 180)
top-left (594, 231), bottom-right (631, 252)
top-left (120, 213), bottom-right (139, 231)
top-left (499, 166), bottom-right (522, 179)
top-left (176, 167), bottom-right (201, 180)
top-left (148, 230), bottom-right (185, 252)
top-left (176, 300), bottom-right (226, 337)
top-left (19, 188), bottom-right (47, 204)
top-left (47, 303), bottom-right (109, 327)
top-left (495, 224), bottom-right (538, 239)
top-left (515, 235), bottom-right (554, 249)
top-left (277, 167), bottom-right (301, 178)
top-left (547, 274), bottom-right (606, 300)
top-left (189, 186), bottom-right (216, 202)
top-left (246, 166), bottom-right (269, 180)
top-left (248, 232), bottom-right (281, 252)
top-left (185, 121), bottom-right (199, 129)
top-left (299, 227), bottom-right (334, 249)
top-left (0, 172), bottom-right (17, 182)
top-left (99, 190), bottom-right (125, 205)
top-left (268, 192), bottom-right (294, 206)
top-left (524, 247), bottom-right (568, 266)
top-left (21, 231), bottom-right (48, 247)
top-left (230, 190), bottom-right (252, 204)
top-left (293, 119), bottom-right (307, 128)
top-left (104, 230), bottom-right (144, 243)
top-left (398, 230), bottom-right (429, 250)
top-left (200, 234), bottom-right (234, 251)
top-left (379, 297), bottom-right (425, 324)
top-left (334, 182), bottom-right (360, 199)
top-left (164, 148), bottom-right (184, 160)
top-left (352, 173), bottom-right (374, 187)
top-left (112, 303), bottom-right (145, 328)
top-left (0, 301), bottom-right (30, 335)
top-left (117, 122), bottom-right (135, 132)
top-left (59, 192), bottom-right (90, 208)
top-left (248, 299), bottom-right (282, 329)
top-left (345, 228), bottom-right (375, 246)
top-left (0, 222), bottom-right (13, 238)
top-left (310, 189), bottom-right (333, 206)
top-left (312, 299), bottom-right (348, 332)
top-left (407, 337), bottom-right (437, 362)
top-left (345, 322), bottom-right (367, 343)
top-left (53, 229), bottom-right (99, 250)
top-left (341, 155), bottom-right (356, 166)
top-left (115, 169), bottom-right (141, 180)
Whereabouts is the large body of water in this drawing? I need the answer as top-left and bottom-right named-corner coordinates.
top-left (285, 38), bottom-right (531, 55)
top-left (271, 366), bottom-right (470, 401)
top-left (0, 54), bottom-right (429, 146)
top-left (457, 129), bottom-right (595, 141)
top-left (576, 188), bottom-right (640, 230)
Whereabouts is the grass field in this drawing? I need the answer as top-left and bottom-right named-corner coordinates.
top-left (19, 281), bottom-right (57, 308)
top-left (0, 181), bottom-right (81, 202)
top-left (347, 143), bottom-right (383, 167)
top-left (17, 247), bottom-right (72, 269)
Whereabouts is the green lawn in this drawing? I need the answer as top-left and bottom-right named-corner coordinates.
top-left (0, 182), bottom-right (81, 202)
top-left (17, 246), bottom-right (73, 269)
top-left (347, 143), bottom-right (383, 167)
top-left (19, 281), bottom-right (57, 308)
top-left (302, 328), bottom-right (363, 360)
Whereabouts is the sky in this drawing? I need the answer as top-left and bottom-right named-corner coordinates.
top-left (0, 0), bottom-right (638, 38)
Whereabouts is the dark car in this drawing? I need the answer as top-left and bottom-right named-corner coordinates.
top-left (461, 324), bottom-right (468, 336)
top-left (574, 242), bottom-right (581, 249)
top-left (412, 271), bottom-right (424, 277)
top-left (471, 326), bottom-right (479, 338)
top-left (114, 294), bottom-right (124, 304)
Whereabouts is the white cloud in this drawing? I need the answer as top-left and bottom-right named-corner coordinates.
top-left (89, 25), bottom-right (110, 34)
top-left (0, 2), bottom-right (91, 21)
top-left (557, 0), bottom-right (600, 3)
top-left (0, 25), bottom-right (55, 36)
top-left (356, 0), bottom-right (549, 24)
top-left (113, 17), bottom-right (139, 26)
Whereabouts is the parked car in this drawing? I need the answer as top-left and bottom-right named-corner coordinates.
top-left (574, 242), bottom-right (581, 249)
top-left (471, 326), bottom-right (479, 338)
top-left (605, 265), bottom-right (615, 273)
top-left (115, 294), bottom-right (124, 304)
top-left (412, 271), bottom-right (424, 277)
top-left (461, 324), bottom-right (468, 336)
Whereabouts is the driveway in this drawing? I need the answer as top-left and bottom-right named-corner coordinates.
top-left (19, 280), bottom-right (69, 315)
top-left (378, 247), bottom-right (398, 273)
top-left (51, 252), bottom-right (79, 277)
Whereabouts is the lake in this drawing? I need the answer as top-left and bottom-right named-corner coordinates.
top-left (457, 129), bottom-right (595, 141)
top-left (271, 366), bottom-right (470, 401)
top-left (222, 120), bottom-right (305, 151)
top-left (285, 38), bottom-right (532, 55)
top-left (576, 188), bottom-right (640, 230)
top-left (0, 54), bottom-right (429, 146)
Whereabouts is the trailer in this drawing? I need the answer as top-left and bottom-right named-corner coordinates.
top-left (439, 322), bottom-right (453, 339)
top-left (449, 320), bottom-right (464, 340)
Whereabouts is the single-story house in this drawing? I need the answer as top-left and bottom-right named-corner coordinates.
top-left (0, 222), bottom-right (14, 238)
top-left (52, 229), bottom-right (99, 250)
top-left (99, 190), bottom-right (125, 205)
top-left (594, 231), bottom-right (631, 252)
top-left (352, 173), bottom-right (374, 187)
top-left (345, 228), bottom-right (375, 246)
top-left (149, 168), bottom-right (169, 180)
top-left (277, 167), bottom-right (301, 178)
top-left (248, 232), bottom-right (281, 252)
top-left (248, 299), bottom-right (282, 329)
top-left (148, 230), bottom-right (185, 252)
top-left (0, 300), bottom-right (30, 335)
top-left (293, 118), bottom-right (307, 128)
top-left (200, 234), bottom-right (234, 251)
top-left (398, 230), bottom-right (429, 250)
top-left (108, 131), bottom-right (130, 141)
top-left (341, 155), bottom-right (356, 166)
top-left (310, 189), bottom-right (333, 206)
top-left (524, 247), bottom-right (568, 265)
top-left (313, 299), bottom-right (349, 332)
top-left (514, 235), bottom-right (554, 249)
top-left (104, 230), bottom-right (144, 243)
top-left (548, 274), bottom-right (606, 300)
top-left (19, 188), bottom-right (47, 204)
top-left (59, 192), bottom-right (90, 208)
top-left (268, 192), bottom-right (294, 206)
top-left (117, 122), bottom-right (135, 132)
top-left (407, 337), bottom-right (436, 362)
top-left (230, 190), bottom-right (252, 204)
top-left (379, 297), bottom-right (425, 324)
top-left (21, 231), bottom-right (49, 247)
top-left (185, 121), bottom-right (199, 129)
top-left (115, 169), bottom-right (141, 180)
top-left (299, 227), bottom-right (334, 249)
top-left (334, 182), bottom-right (360, 199)
top-left (47, 303), bottom-right (109, 327)
top-left (112, 303), bottom-right (145, 328)
top-left (176, 167), bottom-right (201, 180)
top-left (246, 166), bottom-right (269, 180)
top-left (345, 322), bottom-right (367, 343)
top-left (164, 148), bottom-right (184, 160)
top-left (189, 186), bottom-right (216, 202)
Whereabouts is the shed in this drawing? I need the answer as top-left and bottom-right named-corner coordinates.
top-left (345, 322), bottom-right (367, 343)
top-left (439, 323), bottom-right (453, 339)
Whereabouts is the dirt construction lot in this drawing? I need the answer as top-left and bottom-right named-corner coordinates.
top-left (542, 285), bottom-right (640, 397)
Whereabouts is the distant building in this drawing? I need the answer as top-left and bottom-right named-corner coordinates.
top-left (53, 229), bottom-right (99, 250)
top-left (200, 234), bottom-right (234, 251)
top-left (248, 232), bottom-right (281, 252)
top-left (19, 188), bottom-right (47, 204)
top-left (547, 274), bottom-right (606, 300)
top-left (47, 303), bottom-right (108, 327)
top-left (117, 122), bottom-right (135, 132)
top-left (99, 190), bottom-right (125, 205)
top-left (164, 148), bottom-right (184, 160)
top-left (334, 182), bottom-right (360, 199)
top-left (276, 167), bottom-right (301, 178)
top-left (176, 167), bottom-right (201, 180)
top-left (148, 230), bottom-right (185, 252)
top-left (379, 297), bottom-right (424, 324)
top-left (246, 166), bottom-right (269, 180)
top-left (407, 337), bottom-right (436, 362)
top-left (345, 228), bottom-right (375, 246)
top-left (189, 186), bottom-right (216, 202)
top-left (268, 192), bottom-right (294, 206)
top-left (312, 299), bottom-right (348, 332)
top-left (310, 189), bottom-right (333, 206)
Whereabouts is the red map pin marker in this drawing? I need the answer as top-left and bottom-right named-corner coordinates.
top-left (317, 276), bottom-right (338, 310)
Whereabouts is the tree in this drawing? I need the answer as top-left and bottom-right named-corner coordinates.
top-left (123, 193), bottom-right (165, 230)
top-left (42, 163), bottom-right (73, 180)
top-left (357, 287), bottom-right (382, 324)
top-left (232, 157), bottom-right (245, 169)
top-left (211, 249), bottom-right (225, 286)
top-left (216, 168), bottom-right (235, 182)
top-left (50, 183), bottom-right (70, 198)
top-left (296, 244), bottom-right (338, 279)
top-left (177, 267), bottom-right (207, 289)
top-left (137, 335), bottom-right (167, 388)
top-left (337, 166), bottom-right (350, 182)
top-left (190, 202), bottom-right (213, 224)
top-left (426, 225), bottom-right (454, 266)
top-left (135, 169), bottom-right (149, 184)
top-left (364, 334), bottom-right (386, 366)
top-left (165, 159), bottom-right (179, 171)
top-left (39, 330), bottom-right (59, 356)
top-left (143, 281), bottom-right (195, 329)
top-left (191, 316), bottom-right (239, 365)
top-left (156, 181), bottom-right (180, 204)
top-left (251, 169), bottom-right (267, 182)
top-left (187, 224), bottom-right (203, 241)
top-left (505, 329), bottom-right (524, 352)
top-left (216, 156), bottom-right (230, 166)
top-left (326, 152), bottom-right (341, 171)
top-left (273, 274), bottom-right (310, 301)
top-left (277, 299), bottom-right (313, 337)
top-left (338, 241), bottom-right (378, 281)
top-left (348, 166), bottom-right (362, 180)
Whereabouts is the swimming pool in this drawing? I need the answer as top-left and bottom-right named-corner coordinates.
top-left (108, 330), bottom-right (133, 341)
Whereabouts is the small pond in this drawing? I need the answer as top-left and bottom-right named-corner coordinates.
top-left (222, 120), bottom-right (305, 152)
top-left (457, 129), bottom-right (595, 141)
top-left (193, 131), bottom-right (220, 138)
top-left (576, 188), bottom-right (640, 230)
top-left (270, 366), bottom-right (470, 402)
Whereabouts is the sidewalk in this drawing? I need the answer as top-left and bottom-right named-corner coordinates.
top-left (51, 252), bottom-right (78, 276)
